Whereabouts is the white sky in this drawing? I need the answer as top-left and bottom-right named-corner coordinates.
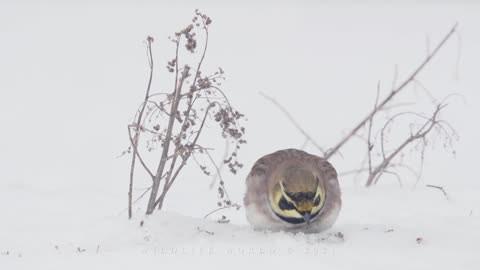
top-left (1, 1), bottom-right (479, 218)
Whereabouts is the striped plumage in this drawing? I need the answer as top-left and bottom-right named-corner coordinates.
top-left (244, 149), bottom-right (341, 233)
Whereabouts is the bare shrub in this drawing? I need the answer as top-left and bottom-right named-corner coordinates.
top-left (126, 10), bottom-right (246, 218)
top-left (262, 24), bottom-right (459, 187)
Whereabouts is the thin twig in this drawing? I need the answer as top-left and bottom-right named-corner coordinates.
top-left (366, 104), bottom-right (445, 186)
top-left (338, 167), bottom-right (370, 177)
top-left (151, 19), bottom-right (213, 212)
top-left (146, 65), bottom-right (190, 214)
top-left (426, 184), bottom-right (450, 201)
top-left (118, 186), bottom-right (153, 216)
top-left (380, 111), bottom-right (432, 159)
top-left (197, 227), bottom-right (215, 235)
top-left (368, 82), bottom-right (381, 176)
top-left (378, 170), bottom-right (403, 187)
top-left (153, 102), bottom-right (215, 209)
top-left (128, 37), bottom-right (154, 219)
top-left (203, 205), bottom-right (239, 219)
top-left (209, 139), bottom-right (229, 189)
top-left (128, 126), bottom-right (154, 179)
top-left (259, 91), bottom-right (326, 155)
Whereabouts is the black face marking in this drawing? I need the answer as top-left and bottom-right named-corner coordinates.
top-left (313, 196), bottom-right (321, 206)
top-left (285, 192), bottom-right (315, 202)
top-left (274, 210), bottom-right (321, 224)
top-left (278, 196), bottom-right (296, 210)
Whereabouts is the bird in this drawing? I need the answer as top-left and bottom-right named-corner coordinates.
top-left (244, 149), bottom-right (341, 233)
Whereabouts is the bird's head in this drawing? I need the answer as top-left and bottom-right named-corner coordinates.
top-left (269, 165), bottom-right (326, 225)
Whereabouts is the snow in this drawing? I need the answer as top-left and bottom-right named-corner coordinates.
top-left (2, 185), bottom-right (479, 269)
top-left (1, 1), bottom-right (480, 269)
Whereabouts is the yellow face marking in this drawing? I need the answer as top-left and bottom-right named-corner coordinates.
top-left (269, 181), bottom-right (327, 222)
top-left (269, 184), bottom-right (303, 219)
top-left (311, 185), bottom-right (326, 214)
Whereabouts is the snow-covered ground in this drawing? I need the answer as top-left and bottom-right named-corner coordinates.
top-left (1, 184), bottom-right (479, 269)
top-left (1, 2), bottom-right (480, 269)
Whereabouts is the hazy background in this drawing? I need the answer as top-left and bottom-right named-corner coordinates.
top-left (1, 1), bottom-right (479, 224)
